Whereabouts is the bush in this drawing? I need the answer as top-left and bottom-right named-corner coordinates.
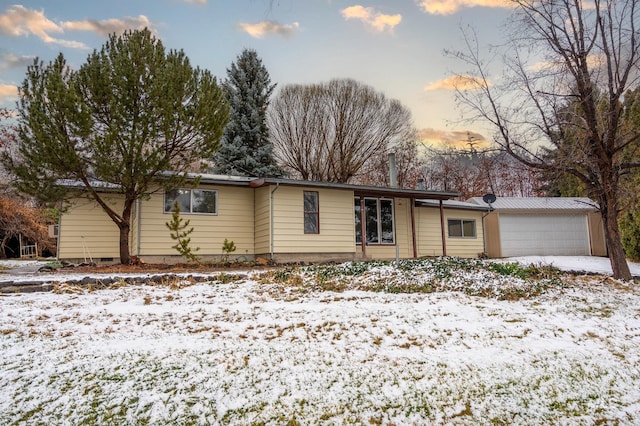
top-left (165, 201), bottom-right (200, 263)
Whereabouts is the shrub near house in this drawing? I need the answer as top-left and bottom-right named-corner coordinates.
top-left (0, 193), bottom-right (55, 258)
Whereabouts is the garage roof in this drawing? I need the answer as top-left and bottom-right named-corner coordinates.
top-left (467, 197), bottom-right (598, 212)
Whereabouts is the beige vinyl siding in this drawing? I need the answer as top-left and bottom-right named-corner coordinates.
top-left (445, 210), bottom-right (485, 258)
top-left (416, 207), bottom-right (445, 257)
top-left (272, 186), bottom-right (355, 253)
top-left (138, 185), bottom-right (255, 256)
top-left (357, 198), bottom-right (413, 259)
top-left (416, 207), bottom-right (484, 258)
top-left (587, 212), bottom-right (607, 256)
top-left (58, 195), bottom-right (123, 259)
top-left (393, 198), bottom-right (413, 258)
top-left (254, 186), bottom-right (270, 255)
top-left (483, 212), bottom-right (501, 257)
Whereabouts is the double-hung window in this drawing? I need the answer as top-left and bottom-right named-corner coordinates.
top-left (164, 189), bottom-right (218, 214)
top-left (355, 197), bottom-right (395, 244)
top-left (448, 219), bottom-right (476, 238)
top-left (304, 191), bottom-right (319, 234)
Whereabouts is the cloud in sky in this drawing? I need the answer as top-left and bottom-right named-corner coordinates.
top-left (0, 84), bottom-right (18, 102)
top-left (418, 128), bottom-right (488, 148)
top-left (341, 5), bottom-right (402, 33)
top-left (61, 15), bottom-right (153, 38)
top-left (416, 0), bottom-right (512, 15)
top-left (0, 53), bottom-right (34, 71)
top-left (0, 5), bottom-right (86, 48)
top-left (528, 53), bottom-right (605, 73)
top-left (181, 0), bottom-right (207, 3)
top-left (424, 75), bottom-right (488, 91)
top-left (0, 5), bottom-right (155, 49)
top-left (238, 20), bottom-right (300, 38)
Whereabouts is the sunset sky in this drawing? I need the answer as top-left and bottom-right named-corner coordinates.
top-left (0, 0), bottom-right (515, 148)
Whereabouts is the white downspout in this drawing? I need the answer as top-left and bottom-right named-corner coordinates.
top-left (136, 198), bottom-right (142, 256)
top-left (56, 200), bottom-right (62, 260)
top-left (270, 183), bottom-right (280, 262)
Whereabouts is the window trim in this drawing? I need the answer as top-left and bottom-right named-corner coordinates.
top-left (447, 218), bottom-right (477, 238)
top-left (355, 196), bottom-right (396, 245)
top-left (303, 191), bottom-right (320, 234)
top-left (164, 189), bottom-right (218, 215)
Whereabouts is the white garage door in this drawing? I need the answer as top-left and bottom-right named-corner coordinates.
top-left (500, 214), bottom-right (590, 257)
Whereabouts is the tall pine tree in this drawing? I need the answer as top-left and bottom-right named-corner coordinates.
top-left (212, 49), bottom-right (283, 177)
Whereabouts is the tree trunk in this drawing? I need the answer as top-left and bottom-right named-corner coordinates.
top-left (118, 198), bottom-right (135, 265)
top-left (118, 223), bottom-right (131, 265)
top-left (600, 194), bottom-right (632, 280)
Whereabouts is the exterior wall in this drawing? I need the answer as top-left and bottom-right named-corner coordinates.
top-left (587, 211), bottom-right (607, 256)
top-left (483, 212), bottom-right (501, 258)
top-left (445, 209), bottom-right (485, 257)
top-left (58, 195), bottom-right (124, 260)
top-left (137, 185), bottom-right (255, 259)
top-left (58, 184), bottom-right (488, 264)
top-left (271, 252), bottom-right (357, 264)
top-left (254, 186), bottom-right (270, 255)
top-left (416, 206), bottom-right (485, 258)
top-left (416, 207), bottom-right (444, 257)
top-left (270, 186), bottom-right (355, 255)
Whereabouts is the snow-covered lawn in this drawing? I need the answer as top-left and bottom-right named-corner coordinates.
top-left (1, 257), bottom-right (639, 424)
top-left (506, 255), bottom-right (640, 276)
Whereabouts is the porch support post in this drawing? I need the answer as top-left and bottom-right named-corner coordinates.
top-left (410, 198), bottom-right (417, 258)
top-left (439, 200), bottom-right (447, 256)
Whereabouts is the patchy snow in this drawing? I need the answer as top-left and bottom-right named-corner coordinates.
top-left (0, 259), bottom-right (639, 424)
top-left (0, 259), bottom-right (49, 269)
top-left (2, 255), bottom-right (639, 280)
top-left (505, 255), bottom-right (640, 276)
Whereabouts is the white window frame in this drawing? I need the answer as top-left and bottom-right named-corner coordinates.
top-left (164, 189), bottom-right (218, 215)
top-left (356, 197), bottom-right (395, 245)
top-left (448, 218), bottom-right (476, 238)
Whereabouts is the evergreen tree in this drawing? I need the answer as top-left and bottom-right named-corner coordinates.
top-left (3, 29), bottom-right (228, 264)
top-left (212, 49), bottom-right (283, 177)
top-left (619, 87), bottom-right (640, 260)
top-left (165, 200), bottom-right (200, 263)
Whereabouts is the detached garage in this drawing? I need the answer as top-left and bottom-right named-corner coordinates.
top-left (467, 197), bottom-right (607, 258)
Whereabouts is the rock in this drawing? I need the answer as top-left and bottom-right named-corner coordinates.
top-left (38, 265), bottom-right (57, 272)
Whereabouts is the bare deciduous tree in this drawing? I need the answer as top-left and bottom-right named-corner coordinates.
top-left (352, 136), bottom-right (424, 189)
top-left (450, 0), bottom-right (640, 280)
top-left (421, 145), bottom-right (542, 199)
top-left (269, 79), bottom-right (414, 183)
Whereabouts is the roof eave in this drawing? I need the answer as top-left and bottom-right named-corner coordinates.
top-left (415, 201), bottom-right (491, 211)
top-left (250, 178), bottom-right (459, 200)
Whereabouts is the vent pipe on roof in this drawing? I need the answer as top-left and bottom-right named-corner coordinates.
top-left (389, 152), bottom-right (398, 188)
